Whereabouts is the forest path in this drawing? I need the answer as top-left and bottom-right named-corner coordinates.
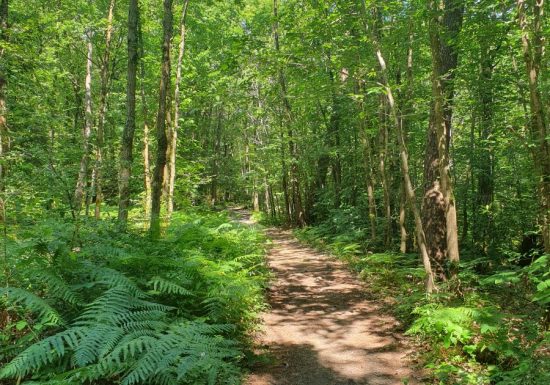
top-left (231, 210), bottom-right (417, 385)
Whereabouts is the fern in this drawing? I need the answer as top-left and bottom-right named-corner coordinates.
top-left (2, 282), bottom-right (242, 384)
top-left (0, 287), bottom-right (64, 325)
top-left (80, 263), bottom-right (143, 297)
top-left (148, 276), bottom-right (194, 296)
top-left (0, 327), bottom-right (86, 378)
top-left (2, 210), bottom-right (268, 384)
top-left (35, 269), bottom-right (82, 305)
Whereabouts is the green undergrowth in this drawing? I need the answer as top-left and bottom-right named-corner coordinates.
top-left (0, 209), bottom-right (269, 385)
top-left (294, 225), bottom-right (550, 385)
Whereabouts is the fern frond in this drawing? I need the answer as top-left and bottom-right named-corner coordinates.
top-left (33, 270), bottom-right (82, 305)
top-left (80, 263), bottom-right (143, 297)
top-left (0, 287), bottom-right (64, 325)
top-left (148, 276), bottom-right (194, 296)
top-left (0, 327), bottom-right (86, 379)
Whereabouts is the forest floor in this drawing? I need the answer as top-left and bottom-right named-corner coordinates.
top-left (234, 210), bottom-right (419, 385)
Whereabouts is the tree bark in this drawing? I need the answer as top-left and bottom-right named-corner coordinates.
top-left (273, 0), bottom-right (305, 227)
top-left (359, 124), bottom-right (377, 244)
top-left (363, 2), bottom-right (435, 292)
top-left (74, 15), bottom-right (94, 213)
top-left (150, 0), bottom-right (173, 238)
top-left (94, 0), bottom-right (116, 219)
top-left (378, 99), bottom-right (392, 248)
top-left (474, 35), bottom-right (495, 254)
top-left (517, 0), bottom-right (550, 252)
top-left (400, 183), bottom-right (407, 253)
top-left (167, 0), bottom-right (190, 218)
top-left (0, 0), bottom-right (8, 223)
top-left (137, 9), bottom-right (152, 220)
top-left (118, 0), bottom-right (139, 227)
top-left (210, 109), bottom-right (222, 206)
top-left (423, 0), bottom-right (464, 279)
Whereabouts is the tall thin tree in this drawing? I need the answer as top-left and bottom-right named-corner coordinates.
top-left (150, 0), bottom-right (173, 238)
top-left (362, 1), bottom-right (436, 292)
top-left (94, 0), bottom-right (116, 219)
top-left (0, 0), bottom-right (8, 223)
top-left (167, 0), bottom-right (190, 218)
top-left (74, 4), bottom-right (94, 213)
top-left (118, 0), bottom-right (139, 227)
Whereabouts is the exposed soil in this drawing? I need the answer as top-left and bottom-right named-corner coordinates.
top-left (240, 214), bottom-right (419, 385)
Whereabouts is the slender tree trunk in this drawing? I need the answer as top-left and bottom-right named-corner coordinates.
top-left (74, 18), bottom-right (94, 213)
top-left (0, 0), bottom-right (8, 224)
top-left (280, 131), bottom-right (291, 224)
top-left (138, 10), bottom-right (152, 220)
top-left (423, 0), bottom-right (464, 278)
top-left (400, 183), bottom-right (407, 253)
top-left (273, 0), bottom-right (304, 227)
top-left (399, 21), bottom-right (415, 254)
top-left (167, 0), bottom-right (190, 218)
top-left (93, 0), bottom-right (115, 219)
top-left (210, 109), bottom-right (221, 206)
top-left (475, 36), bottom-right (495, 254)
top-left (150, 0), bottom-right (173, 238)
top-left (117, 0), bottom-right (139, 227)
top-left (253, 178), bottom-right (260, 211)
top-left (364, 2), bottom-right (435, 292)
top-left (378, 100), bottom-right (392, 248)
top-left (517, 0), bottom-right (550, 252)
top-left (359, 118), bottom-right (377, 243)
top-left (327, 67), bottom-right (342, 208)
top-left (264, 177), bottom-right (271, 214)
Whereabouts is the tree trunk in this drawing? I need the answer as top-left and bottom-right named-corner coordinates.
top-left (167, 0), bottom-right (190, 218)
top-left (117, 0), bottom-right (139, 227)
top-left (378, 99), bottom-right (392, 248)
top-left (138, 10), bottom-right (152, 220)
top-left (74, 17), bottom-right (94, 213)
top-left (94, 0), bottom-right (115, 219)
top-left (280, 131), bottom-right (291, 224)
top-left (364, 2), bottom-right (435, 292)
top-left (423, 0), bottom-right (463, 279)
top-left (0, 0), bottom-right (8, 224)
top-left (359, 119), bottom-right (377, 244)
top-left (517, 0), bottom-right (550, 252)
top-left (273, 0), bottom-right (305, 227)
top-left (400, 183), bottom-right (407, 253)
top-left (474, 36), bottom-right (495, 254)
top-left (210, 109), bottom-right (221, 206)
top-left (150, 0), bottom-right (173, 238)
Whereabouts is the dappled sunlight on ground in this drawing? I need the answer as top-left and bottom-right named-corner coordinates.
top-left (246, 229), bottom-right (418, 385)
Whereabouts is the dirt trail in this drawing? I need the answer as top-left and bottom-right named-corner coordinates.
top-left (241, 216), bottom-right (417, 385)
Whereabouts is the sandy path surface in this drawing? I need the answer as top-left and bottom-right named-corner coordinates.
top-left (245, 226), bottom-right (417, 385)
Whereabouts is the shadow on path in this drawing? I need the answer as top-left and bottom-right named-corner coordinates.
top-left (246, 227), bottom-right (418, 385)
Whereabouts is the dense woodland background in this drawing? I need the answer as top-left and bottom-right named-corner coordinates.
top-left (0, 0), bottom-right (549, 384)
